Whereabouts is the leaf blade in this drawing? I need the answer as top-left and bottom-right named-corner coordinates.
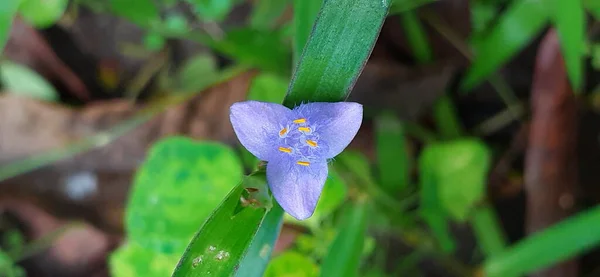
top-left (293, 0), bottom-right (322, 62)
top-left (319, 202), bottom-right (369, 277)
top-left (375, 112), bottom-right (410, 195)
top-left (553, 0), bottom-right (586, 91)
top-left (284, 0), bottom-right (390, 106)
top-left (463, 0), bottom-right (549, 89)
top-left (484, 205), bottom-right (600, 277)
top-left (235, 203), bottom-right (285, 277)
top-left (172, 182), bottom-right (267, 277)
top-left (0, 0), bottom-right (20, 53)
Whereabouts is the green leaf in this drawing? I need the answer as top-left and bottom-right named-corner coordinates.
top-left (553, 0), bottom-right (586, 91)
top-left (250, 0), bottom-right (290, 30)
top-left (283, 0), bottom-right (391, 106)
top-left (470, 0), bottom-right (497, 34)
top-left (264, 251), bottom-right (319, 277)
top-left (389, 0), bottom-right (436, 14)
top-left (400, 11), bottom-right (432, 63)
top-left (419, 148), bottom-right (455, 253)
top-left (110, 242), bottom-right (180, 277)
top-left (176, 54), bottom-right (219, 93)
top-left (311, 169), bottom-right (347, 220)
top-left (319, 202), bottom-right (369, 277)
top-left (0, 0), bottom-right (21, 53)
top-left (172, 177), bottom-right (268, 276)
top-left (484, 205), bottom-right (600, 277)
top-left (462, 0), bottom-right (549, 89)
top-left (375, 112), bottom-right (410, 195)
top-left (143, 32), bottom-right (166, 51)
top-left (247, 73), bottom-right (288, 103)
top-left (421, 139), bottom-right (491, 222)
top-left (592, 43), bottom-right (600, 70)
top-left (471, 205), bottom-right (507, 258)
top-left (0, 250), bottom-right (24, 277)
top-left (18, 0), bottom-right (68, 28)
top-left (433, 95), bottom-right (463, 139)
top-left (126, 137), bottom-right (243, 255)
top-left (1, 61), bottom-right (59, 101)
top-left (164, 15), bottom-right (189, 35)
top-left (235, 204), bottom-right (285, 277)
top-left (239, 147), bottom-right (259, 172)
top-left (293, 0), bottom-right (322, 62)
top-left (211, 28), bottom-right (292, 76)
top-left (586, 0), bottom-right (600, 20)
top-left (109, 0), bottom-right (159, 27)
top-left (187, 0), bottom-right (233, 22)
top-left (336, 151), bottom-right (377, 188)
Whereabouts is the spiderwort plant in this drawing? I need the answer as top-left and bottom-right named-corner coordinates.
top-left (230, 101), bottom-right (363, 220)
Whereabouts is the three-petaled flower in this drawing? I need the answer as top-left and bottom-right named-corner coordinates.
top-left (230, 101), bottom-right (363, 220)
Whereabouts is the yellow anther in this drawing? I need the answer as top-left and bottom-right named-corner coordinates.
top-left (306, 140), bottom-right (317, 147)
top-left (278, 147), bottom-right (292, 153)
top-left (279, 128), bottom-right (288, 136)
top-left (297, 161), bottom-right (310, 166)
top-left (293, 118), bottom-right (306, 124)
top-left (298, 127), bottom-right (311, 133)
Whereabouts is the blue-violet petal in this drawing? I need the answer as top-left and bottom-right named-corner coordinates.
top-left (294, 102), bottom-right (363, 158)
top-left (266, 157), bottom-right (328, 220)
top-left (230, 101), bottom-right (293, 161)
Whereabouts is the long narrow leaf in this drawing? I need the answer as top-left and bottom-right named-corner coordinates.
top-left (462, 0), bottom-right (549, 89)
top-left (235, 203), bottom-right (285, 277)
top-left (484, 205), bottom-right (600, 277)
top-left (375, 112), bottom-right (410, 195)
top-left (471, 205), bottom-right (507, 258)
top-left (172, 176), bottom-right (269, 277)
top-left (284, 0), bottom-right (391, 106)
top-left (553, 0), bottom-right (586, 91)
top-left (400, 11), bottom-right (432, 63)
top-left (0, 0), bottom-right (20, 53)
top-left (319, 202), bottom-right (369, 277)
top-left (293, 0), bottom-right (322, 62)
top-left (250, 0), bottom-right (290, 30)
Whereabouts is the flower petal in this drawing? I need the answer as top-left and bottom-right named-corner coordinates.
top-left (230, 101), bottom-right (293, 161)
top-left (295, 102), bottom-right (363, 158)
top-left (267, 157), bottom-right (328, 220)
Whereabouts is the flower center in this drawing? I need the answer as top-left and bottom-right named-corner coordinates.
top-left (277, 117), bottom-right (324, 166)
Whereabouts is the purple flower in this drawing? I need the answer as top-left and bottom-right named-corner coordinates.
top-left (230, 101), bottom-right (363, 220)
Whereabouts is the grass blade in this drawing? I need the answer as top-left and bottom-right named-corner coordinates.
top-left (462, 0), bottom-right (549, 89)
top-left (293, 0), bottom-right (322, 62)
top-left (0, 0), bottom-right (19, 53)
top-left (400, 11), bottom-right (432, 63)
top-left (553, 0), bottom-right (586, 91)
top-left (172, 175), bottom-right (269, 277)
top-left (471, 205), bottom-right (507, 258)
top-left (235, 203), bottom-right (285, 277)
top-left (284, 0), bottom-right (391, 106)
top-left (319, 201), bottom-right (369, 277)
top-left (250, 0), bottom-right (290, 30)
top-left (375, 112), bottom-right (410, 195)
top-left (433, 95), bottom-right (463, 139)
top-left (484, 205), bottom-right (600, 277)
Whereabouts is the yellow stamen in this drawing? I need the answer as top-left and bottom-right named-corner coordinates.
top-left (293, 118), bottom-right (306, 124)
top-left (279, 128), bottom-right (288, 136)
top-left (278, 147), bottom-right (292, 153)
top-left (306, 140), bottom-right (317, 147)
top-left (298, 127), bottom-right (311, 133)
top-left (297, 161), bottom-right (310, 166)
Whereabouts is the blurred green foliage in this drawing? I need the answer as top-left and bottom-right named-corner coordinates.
top-left (19, 0), bottom-right (68, 28)
top-left (0, 0), bottom-right (598, 277)
top-left (0, 61), bottom-right (59, 101)
top-left (110, 137), bottom-right (244, 277)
